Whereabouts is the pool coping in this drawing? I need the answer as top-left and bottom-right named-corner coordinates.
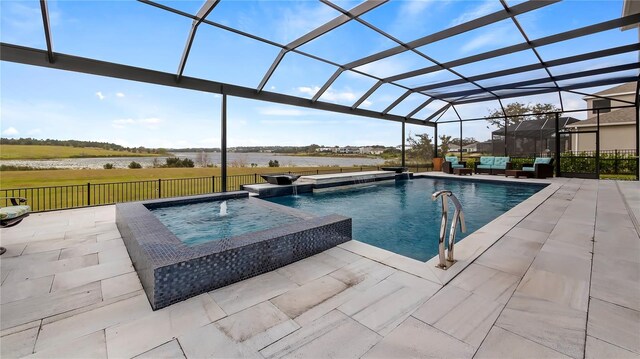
top-left (330, 174), bottom-right (560, 286)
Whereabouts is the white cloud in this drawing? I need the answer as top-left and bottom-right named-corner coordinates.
top-left (116, 92), bottom-right (125, 98)
top-left (112, 118), bottom-right (161, 129)
top-left (460, 25), bottom-right (517, 54)
top-left (399, 0), bottom-right (435, 18)
top-left (95, 91), bottom-right (105, 100)
top-left (270, 86), bottom-right (276, 90)
top-left (2, 127), bottom-right (19, 136)
top-left (258, 106), bottom-right (307, 116)
top-left (450, 0), bottom-right (501, 26)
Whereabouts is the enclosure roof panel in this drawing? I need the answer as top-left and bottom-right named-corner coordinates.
top-left (0, 0), bottom-right (638, 123)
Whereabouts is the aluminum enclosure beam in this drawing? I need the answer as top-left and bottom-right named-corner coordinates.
top-left (39, 0), bottom-right (54, 63)
top-left (412, 43), bottom-right (640, 92)
top-left (452, 76), bottom-right (639, 105)
top-left (340, 0), bottom-right (556, 71)
top-left (352, 80), bottom-right (383, 109)
top-left (435, 62), bottom-right (640, 99)
top-left (386, 13), bottom-right (640, 83)
top-left (256, 0), bottom-right (385, 93)
top-left (1, 43), bottom-right (433, 127)
top-left (176, 0), bottom-right (219, 81)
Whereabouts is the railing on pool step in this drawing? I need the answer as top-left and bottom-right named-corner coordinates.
top-left (431, 190), bottom-right (466, 270)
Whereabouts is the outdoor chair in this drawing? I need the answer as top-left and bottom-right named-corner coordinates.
top-left (0, 197), bottom-right (31, 255)
top-left (521, 158), bottom-right (554, 179)
top-left (442, 156), bottom-right (466, 174)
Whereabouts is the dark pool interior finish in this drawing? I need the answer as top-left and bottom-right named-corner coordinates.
top-left (267, 178), bottom-right (544, 261)
top-left (150, 198), bottom-right (299, 246)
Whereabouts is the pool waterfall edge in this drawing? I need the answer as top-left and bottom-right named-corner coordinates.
top-left (116, 191), bottom-right (352, 310)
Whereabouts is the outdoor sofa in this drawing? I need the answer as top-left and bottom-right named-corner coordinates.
top-left (442, 156), bottom-right (466, 174)
top-left (521, 157), bottom-right (554, 179)
top-left (474, 156), bottom-right (512, 175)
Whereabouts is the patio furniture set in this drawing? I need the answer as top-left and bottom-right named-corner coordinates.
top-left (442, 156), bottom-right (554, 179)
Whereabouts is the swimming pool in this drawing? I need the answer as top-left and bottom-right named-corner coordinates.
top-left (267, 177), bottom-right (544, 261)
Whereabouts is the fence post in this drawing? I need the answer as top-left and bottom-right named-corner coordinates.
top-left (254, 173), bottom-right (257, 183)
top-left (87, 183), bottom-right (91, 206)
top-left (212, 176), bottom-right (215, 193)
top-left (317, 169), bottom-right (319, 174)
top-left (340, 168), bottom-right (343, 173)
top-left (614, 149), bottom-right (619, 174)
top-left (158, 179), bottom-right (162, 198)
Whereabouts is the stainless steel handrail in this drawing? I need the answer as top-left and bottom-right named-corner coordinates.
top-left (432, 190), bottom-right (466, 269)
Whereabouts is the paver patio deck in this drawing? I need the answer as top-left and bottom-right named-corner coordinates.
top-left (1, 175), bottom-right (638, 358)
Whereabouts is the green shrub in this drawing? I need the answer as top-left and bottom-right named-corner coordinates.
top-left (128, 161), bottom-right (142, 169)
top-left (164, 157), bottom-right (194, 168)
top-left (268, 160), bottom-right (280, 167)
top-left (103, 163), bottom-right (115, 169)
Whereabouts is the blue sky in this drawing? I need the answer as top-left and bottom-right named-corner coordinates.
top-left (1, 0), bottom-right (636, 148)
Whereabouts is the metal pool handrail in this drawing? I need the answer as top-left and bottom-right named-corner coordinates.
top-left (431, 190), bottom-right (466, 269)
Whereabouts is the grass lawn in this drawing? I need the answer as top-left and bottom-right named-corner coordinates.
top-left (0, 166), bottom-right (373, 189)
top-left (0, 145), bottom-right (161, 160)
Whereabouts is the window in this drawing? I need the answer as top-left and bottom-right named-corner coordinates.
top-left (592, 99), bottom-right (611, 114)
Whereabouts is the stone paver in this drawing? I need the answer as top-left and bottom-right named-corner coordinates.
top-left (0, 177), bottom-right (638, 358)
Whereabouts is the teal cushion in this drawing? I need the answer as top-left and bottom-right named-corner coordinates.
top-left (445, 156), bottom-right (459, 165)
top-left (476, 164), bottom-right (492, 169)
top-left (452, 164), bottom-right (464, 169)
top-left (522, 166), bottom-right (535, 172)
top-left (493, 157), bottom-right (510, 166)
top-left (534, 157), bottom-right (552, 165)
top-left (480, 157), bottom-right (494, 165)
top-left (0, 205), bottom-right (30, 220)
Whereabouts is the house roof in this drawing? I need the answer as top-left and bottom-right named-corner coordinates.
top-left (591, 82), bottom-right (638, 97)
top-left (567, 107), bottom-right (638, 127)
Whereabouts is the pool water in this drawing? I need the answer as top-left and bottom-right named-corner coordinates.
top-left (267, 178), bottom-right (543, 261)
top-left (150, 198), bottom-right (299, 246)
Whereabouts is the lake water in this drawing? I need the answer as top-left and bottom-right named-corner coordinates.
top-left (0, 152), bottom-right (385, 169)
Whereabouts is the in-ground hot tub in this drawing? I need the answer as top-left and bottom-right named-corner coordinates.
top-left (116, 191), bottom-right (351, 310)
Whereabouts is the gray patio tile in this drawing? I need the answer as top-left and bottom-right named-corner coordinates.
top-left (412, 285), bottom-right (470, 325)
top-left (362, 316), bottom-right (475, 359)
top-left (517, 268), bottom-right (589, 312)
top-left (590, 257), bottom-right (640, 311)
top-left (178, 322), bottom-right (261, 359)
top-left (474, 247), bottom-right (535, 277)
top-left (516, 219), bottom-right (556, 233)
top-left (28, 330), bottom-right (106, 359)
top-left (505, 226), bottom-right (550, 243)
top-left (96, 229), bottom-right (122, 242)
top-left (587, 298), bottom-right (640, 354)
top-left (22, 235), bottom-right (97, 255)
top-left (475, 326), bottom-right (572, 359)
top-left (42, 290), bottom-right (143, 326)
top-left (0, 320), bottom-right (41, 338)
top-left (449, 263), bottom-right (519, 304)
top-left (594, 227), bottom-right (640, 263)
top-left (585, 335), bottom-right (640, 359)
top-left (0, 250), bottom-right (61, 272)
top-left (209, 270), bottom-right (298, 315)
top-left (276, 252), bottom-right (347, 285)
top-left (378, 252), bottom-right (441, 284)
top-left (101, 272), bottom-right (143, 300)
top-left (340, 272), bottom-right (438, 336)
top-left (260, 310), bottom-right (381, 359)
top-left (58, 238), bottom-right (123, 260)
top-left (496, 293), bottom-right (586, 358)
top-left (1, 281), bottom-right (102, 331)
top-left (330, 257), bottom-right (396, 289)
top-left (51, 259), bottom-right (133, 292)
top-left (0, 276), bottom-right (53, 305)
top-left (216, 301), bottom-right (299, 351)
top-left (0, 326), bottom-right (39, 359)
top-left (105, 294), bottom-right (226, 358)
top-left (97, 245), bottom-right (131, 263)
top-left (323, 246), bottom-right (363, 264)
top-left (338, 240), bottom-right (395, 262)
top-left (3, 254), bottom-right (99, 283)
top-left (134, 339), bottom-right (185, 359)
top-left (35, 293), bottom-right (152, 352)
top-left (0, 243), bottom-right (26, 258)
top-left (271, 275), bottom-right (348, 319)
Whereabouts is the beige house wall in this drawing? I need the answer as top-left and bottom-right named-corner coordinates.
top-left (571, 124), bottom-right (636, 152)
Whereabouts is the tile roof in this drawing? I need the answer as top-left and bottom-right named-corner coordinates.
top-left (568, 107), bottom-right (637, 127)
top-left (593, 82), bottom-right (638, 97)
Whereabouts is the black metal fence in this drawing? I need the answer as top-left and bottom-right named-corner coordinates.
top-left (1, 166), bottom-right (435, 212)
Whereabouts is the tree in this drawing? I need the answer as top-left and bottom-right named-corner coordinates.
top-left (406, 133), bottom-right (434, 163)
top-left (451, 137), bottom-right (477, 146)
top-left (439, 135), bottom-right (452, 155)
top-left (486, 102), bottom-right (560, 128)
top-left (128, 161), bottom-right (142, 169)
top-left (196, 151), bottom-right (210, 167)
